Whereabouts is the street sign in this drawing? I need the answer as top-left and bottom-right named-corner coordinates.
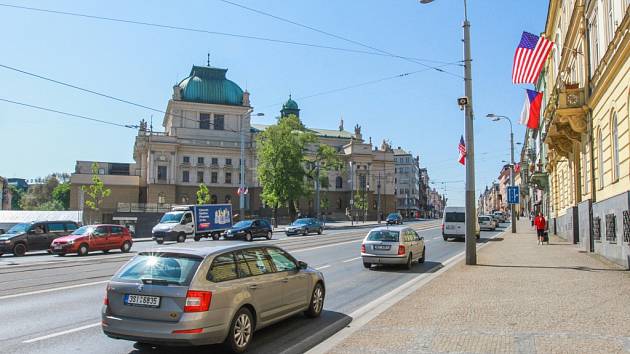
top-left (507, 186), bottom-right (520, 204)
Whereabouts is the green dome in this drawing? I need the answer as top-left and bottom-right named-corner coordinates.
top-left (283, 95), bottom-right (299, 110)
top-left (178, 65), bottom-right (243, 106)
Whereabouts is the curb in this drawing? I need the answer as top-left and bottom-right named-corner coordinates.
top-left (306, 229), bottom-right (508, 354)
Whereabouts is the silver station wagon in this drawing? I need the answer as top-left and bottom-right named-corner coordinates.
top-left (102, 244), bottom-right (325, 353)
top-left (361, 226), bottom-right (426, 269)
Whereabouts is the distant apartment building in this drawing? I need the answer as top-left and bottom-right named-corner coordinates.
top-left (393, 148), bottom-right (420, 218)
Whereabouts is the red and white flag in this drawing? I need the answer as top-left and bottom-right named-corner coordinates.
top-left (519, 89), bottom-right (543, 129)
top-left (237, 187), bottom-right (249, 195)
top-left (512, 31), bottom-right (553, 84)
top-left (458, 135), bottom-right (466, 165)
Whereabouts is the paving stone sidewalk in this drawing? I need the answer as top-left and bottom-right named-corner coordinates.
top-left (331, 220), bottom-right (630, 354)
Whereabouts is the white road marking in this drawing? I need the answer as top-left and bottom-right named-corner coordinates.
top-left (23, 322), bottom-right (100, 343)
top-left (342, 257), bottom-right (361, 263)
top-left (315, 265), bottom-right (331, 270)
top-left (433, 236), bottom-right (441, 239)
top-left (0, 280), bottom-right (108, 301)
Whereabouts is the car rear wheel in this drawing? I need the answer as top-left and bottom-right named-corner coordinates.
top-left (212, 233), bottom-right (220, 241)
top-left (265, 231), bottom-right (272, 240)
top-left (121, 241), bottom-right (132, 253)
top-left (193, 234), bottom-right (201, 242)
top-left (12, 243), bottom-right (26, 257)
top-left (224, 307), bottom-right (254, 353)
top-left (419, 247), bottom-right (426, 263)
top-left (304, 282), bottom-right (325, 318)
top-left (245, 232), bottom-right (253, 242)
top-left (77, 244), bottom-right (89, 257)
top-left (443, 236), bottom-right (448, 241)
top-left (317, 228), bottom-right (323, 235)
top-left (176, 233), bottom-right (186, 243)
top-left (302, 229), bottom-right (308, 236)
top-left (363, 262), bottom-right (371, 269)
top-left (156, 239), bottom-right (164, 245)
top-left (404, 253), bottom-right (412, 270)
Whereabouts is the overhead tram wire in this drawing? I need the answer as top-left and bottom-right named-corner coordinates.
top-left (218, 0), bottom-right (462, 74)
top-left (0, 98), bottom-right (137, 129)
top-left (0, 2), bottom-right (459, 67)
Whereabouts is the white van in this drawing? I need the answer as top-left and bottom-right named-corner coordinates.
top-left (442, 206), bottom-right (480, 241)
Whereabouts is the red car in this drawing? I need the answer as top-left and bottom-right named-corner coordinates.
top-left (50, 224), bottom-right (133, 256)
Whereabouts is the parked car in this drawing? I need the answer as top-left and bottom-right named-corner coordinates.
top-left (0, 220), bottom-right (79, 257)
top-left (478, 215), bottom-right (496, 231)
top-left (442, 206), bottom-right (480, 241)
top-left (224, 219), bottom-right (272, 241)
top-left (385, 213), bottom-right (403, 225)
top-left (285, 218), bottom-right (323, 236)
top-left (492, 211), bottom-right (506, 223)
top-left (50, 224), bottom-right (133, 256)
top-left (489, 214), bottom-right (500, 227)
top-left (102, 244), bottom-right (325, 353)
top-left (152, 204), bottom-right (233, 244)
top-left (360, 226), bottom-right (425, 269)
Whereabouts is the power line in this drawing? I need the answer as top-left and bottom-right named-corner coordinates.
top-left (217, 0), bottom-right (462, 73)
top-left (0, 2), bottom-right (461, 67)
top-left (0, 97), bottom-right (137, 129)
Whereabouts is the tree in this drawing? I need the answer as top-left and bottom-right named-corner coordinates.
top-left (19, 176), bottom-right (60, 210)
top-left (52, 182), bottom-right (71, 210)
top-left (196, 184), bottom-right (211, 204)
top-left (257, 114), bottom-right (314, 220)
top-left (81, 162), bottom-right (111, 222)
top-left (9, 185), bottom-right (23, 210)
top-left (35, 200), bottom-right (65, 211)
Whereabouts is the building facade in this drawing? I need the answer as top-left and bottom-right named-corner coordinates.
top-left (70, 63), bottom-right (397, 233)
top-left (394, 148), bottom-right (420, 218)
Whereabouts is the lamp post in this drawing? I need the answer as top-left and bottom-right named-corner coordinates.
top-left (486, 114), bottom-right (516, 234)
top-left (420, 0), bottom-right (476, 264)
top-left (240, 110), bottom-right (264, 221)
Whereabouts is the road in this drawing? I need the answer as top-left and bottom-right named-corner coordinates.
top-left (0, 220), bottom-right (506, 354)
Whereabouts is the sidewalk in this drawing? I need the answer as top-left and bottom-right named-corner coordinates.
top-left (328, 220), bottom-right (630, 354)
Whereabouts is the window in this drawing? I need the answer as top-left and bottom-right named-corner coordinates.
top-left (208, 253), bottom-right (238, 282)
top-left (583, 143), bottom-right (589, 194)
top-left (111, 226), bottom-right (123, 235)
top-left (611, 112), bottom-right (620, 182)
top-left (266, 248), bottom-right (297, 272)
top-left (214, 115), bottom-right (225, 130)
top-left (589, 9), bottom-right (600, 73)
top-left (211, 194), bottom-right (218, 204)
top-left (197, 171), bottom-right (204, 183)
top-left (606, 0), bottom-right (615, 43)
top-left (182, 170), bottom-right (189, 183)
top-left (234, 251), bottom-right (253, 277)
top-left (183, 213), bottom-right (193, 224)
top-left (225, 172), bottom-right (232, 184)
top-left (48, 223), bottom-right (65, 232)
top-left (605, 213), bottom-right (617, 242)
top-left (226, 158), bottom-right (232, 166)
top-left (197, 157), bottom-right (204, 165)
top-left (225, 195), bottom-right (232, 203)
top-left (65, 223), bottom-right (77, 232)
top-left (94, 226), bottom-right (108, 236)
top-left (210, 172), bottom-right (218, 184)
top-left (211, 157), bottom-right (218, 165)
top-left (335, 176), bottom-right (343, 189)
top-left (598, 128), bottom-right (604, 189)
top-left (200, 113), bottom-right (210, 130)
top-left (241, 248), bottom-right (273, 276)
top-left (183, 156), bottom-right (190, 164)
top-left (359, 175), bottom-right (367, 190)
top-left (116, 255), bottom-right (201, 286)
top-left (157, 166), bottom-right (167, 181)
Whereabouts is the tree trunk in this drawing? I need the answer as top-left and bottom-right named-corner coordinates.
top-left (288, 199), bottom-right (296, 221)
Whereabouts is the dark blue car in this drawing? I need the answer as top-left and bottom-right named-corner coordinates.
top-left (385, 213), bottom-right (403, 225)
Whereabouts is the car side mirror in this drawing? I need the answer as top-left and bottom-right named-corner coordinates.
top-left (181, 220), bottom-right (187, 225)
top-left (27, 230), bottom-right (36, 235)
top-left (298, 261), bottom-right (308, 270)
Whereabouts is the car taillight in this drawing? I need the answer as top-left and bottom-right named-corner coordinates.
top-left (103, 285), bottom-right (110, 306)
top-left (172, 328), bottom-right (203, 334)
top-left (361, 244), bottom-right (366, 253)
top-left (184, 290), bottom-right (212, 312)
top-left (397, 245), bottom-right (406, 255)
top-left (441, 223), bottom-right (444, 232)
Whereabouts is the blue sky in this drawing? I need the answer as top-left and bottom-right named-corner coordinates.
top-left (0, 0), bottom-right (548, 205)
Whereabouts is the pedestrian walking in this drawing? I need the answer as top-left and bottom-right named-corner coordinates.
top-left (530, 211), bottom-right (535, 227)
top-left (534, 212), bottom-right (546, 245)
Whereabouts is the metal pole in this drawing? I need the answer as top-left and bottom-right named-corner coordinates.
top-left (463, 0), bottom-right (477, 265)
top-left (239, 112), bottom-right (247, 221)
top-left (377, 173), bottom-right (382, 223)
top-left (350, 162), bottom-right (354, 226)
top-left (315, 161), bottom-right (320, 220)
top-left (510, 125), bottom-right (516, 233)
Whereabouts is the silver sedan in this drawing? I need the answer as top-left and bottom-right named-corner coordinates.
top-left (361, 226), bottom-right (426, 269)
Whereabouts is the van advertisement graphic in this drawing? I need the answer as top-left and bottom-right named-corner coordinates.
top-left (194, 205), bottom-right (232, 233)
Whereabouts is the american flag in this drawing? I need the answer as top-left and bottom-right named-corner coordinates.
top-left (512, 31), bottom-right (553, 84)
top-left (458, 135), bottom-right (466, 165)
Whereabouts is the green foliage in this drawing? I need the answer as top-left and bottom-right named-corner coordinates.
top-left (353, 192), bottom-right (368, 211)
top-left (321, 193), bottom-right (330, 211)
top-left (81, 162), bottom-right (111, 211)
top-left (20, 176), bottom-right (60, 210)
top-left (196, 184), bottom-right (211, 204)
top-left (34, 200), bottom-right (65, 211)
top-left (9, 185), bottom-right (23, 210)
top-left (257, 114), bottom-right (314, 212)
top-left (52, 182), bottom-right (71, 210)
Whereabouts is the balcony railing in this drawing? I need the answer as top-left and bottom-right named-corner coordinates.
top-left (117, 202), bottom-right (173, 213)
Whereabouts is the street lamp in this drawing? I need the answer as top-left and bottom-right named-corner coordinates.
top-left (420, 0), bottom-right (477, 265)
top-left (486, 113), bottom-right (516, 234)
top-left (240, 110), bottom-right (264, 221)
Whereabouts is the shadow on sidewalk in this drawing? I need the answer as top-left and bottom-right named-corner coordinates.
top-left (368, 260), bottom-right (444, 274)
top-left (475, 263), bottom-right (627, 272)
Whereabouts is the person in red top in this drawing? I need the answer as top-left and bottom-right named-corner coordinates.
top-left (534, 212), bottom-right (546, 245)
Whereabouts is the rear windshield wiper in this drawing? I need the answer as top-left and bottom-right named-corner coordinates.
top-left (141, 278), bottom-right (178, 285)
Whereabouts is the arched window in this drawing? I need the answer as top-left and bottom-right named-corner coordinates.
top-left (611, 111), bottom-right (620, 181)
top-left (598, 128), bottom-right (604, 189)
top-left (335, 176), bottom-right (343, 189)
top-left (211, 194), bottom-right (218, 204)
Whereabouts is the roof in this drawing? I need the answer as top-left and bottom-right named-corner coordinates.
top-left (139, 243), bottom-right (276, 258)
top-left (283, 96), bottom-right (299, 110)
top-left (251, 124), bottom-right (354, 139)
top-left (368, 225), bottom-right (409, 232)
top-left (0, 210), bottom-right (83, 223)
top-left (177, 65), bottom-right (244, 106)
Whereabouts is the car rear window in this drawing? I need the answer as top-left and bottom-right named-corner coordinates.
top-left (445, 212), bottom-right (465, 223)
top-left (366, 230), bottom-right (399, 242)
top-left (115, 254), bottom-right (202, 286)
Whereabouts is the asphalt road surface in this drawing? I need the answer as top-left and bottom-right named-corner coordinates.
top-left (0, 220), bottom-right (507, 354)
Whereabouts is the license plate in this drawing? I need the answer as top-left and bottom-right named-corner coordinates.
top-left (446, 225), bottom-right (455, 229)
top-left (54, 245), bottom-right (62, 250)
top-left (124, 294), bottom-right (160, 308)
top-left (373, 245), bottom-right (390, 250)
